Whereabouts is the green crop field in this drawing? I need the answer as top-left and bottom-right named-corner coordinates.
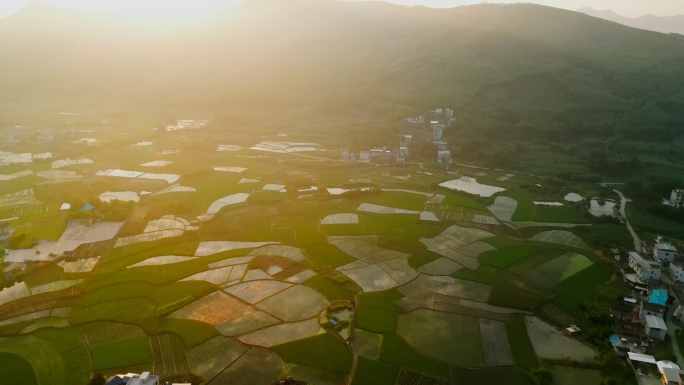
top-left (450, 367), bottom-right (532, 385)
top-left (303, 244), bottom-right (357, 268)
top-left (271, 333), bottom-right (352, 373)
top-left (90, 336), bottom-right (153, 371)
top-left (352, 357), bottom-right (400, 385)
top-left (407, 250), bottom-right (441, 268)
top-left (505, 322), bottom-right (538, 370)
top-left (157, 319), bottom-right (219, 348)
top-left (553, 265), bottom-right (613, 313)
top-left (0, 352), bottom-right (39, 385)
top-left (355, 307), bottom-right (398, 333)
top-left (359, 292), bottom-right (406, 313)
top-left (378, 334), bottom-right (450, 379)
top-left (478, 246), bottom-right (541, 268)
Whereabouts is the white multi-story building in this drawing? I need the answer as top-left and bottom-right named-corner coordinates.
top-left (434, 141), bottom-right (447, 151)
top-left (445, 109), bottom-right (454, 119)
top-left (628, 251), bottom-right (661, 281)
top-left (437, 150), bottom-right (451, 163)
top-left (404, 135), bottom-right (413, 144)
top-left (644, 314), bottom-right (668, 341)
top-left (654, 238), bottom-right (678, 263)
top-left (670, 263), bottom-right (684, 283)
top-left (340, 146), bottom-right (350, 161)
top-left (433, 126), bottom-right (443, 141)
top-left (671, 189), bottom-right (684, 207)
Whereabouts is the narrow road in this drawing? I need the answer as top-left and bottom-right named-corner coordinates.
top-left (614, 189), bottom-right (642, 252)
top-left (346, 294), bottom-right (360, 385)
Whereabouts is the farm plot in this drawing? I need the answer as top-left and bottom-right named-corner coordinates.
top-left (419, 211), bottom-right (439, 221)
top-left (21, 317), bottom-right (70, 333)
top-left (456, 241), bottom-right (496, 258)
top-left (195, 241), bottom-right (276, 256)
top-left (526, 317), bottom-right (595, 361)
top-left (181, 266), bottom-right (234, 285)
top-left (419, 238), bottom-right (479, 270)
top-left (128, 255), bottom-right (197, 268)
top-left (238, 318), bottom-right (323, 347)
top-left (0, 188), bottom-right (41, 207)
top-left (341, 265), bottom-right (398, 292)
top-left (225, 280), bottom-right (292, 304)
top-left (531, 230), bottom-right (589, 250)
top-left (0, 310), bottom-right (50, 327)
top-left (90, 335), bottom-right (153, 371)
top-left (417, 257), bottom-right (462, 276)
top-left (209, 256), bottom-right (253, 269)
top-left (114, 229), bottom-right (184, 247)
top-left (168, 291), bottom-right (256, 325)
top-left (0, 170), bottom-right (34, 181)
top-left (523, 252), bottom-right (593, 287)
top-left (441, 225), bottom-right (494, 245)
top-left (152, 183), bottom-right (197, 195)
top-left (6, 221), bottom-right (123, 263)
top-left (214, 166), bottom-right (248, 173)
top-left (321, 213), bottom-right (359, 224)
top-left (284, 269), bottom-right (317, 283)
top-left (354, 329), bottom-right (382, 360)
top-left (550, 366), bottom-right (602, 385)
top-left (58, 256), bottom-right (100, 273)
top-left (487, 197), bottom-right (517, 222)
top-left (144, 215), bottom-right (192, 232)
top-left (479, 319), bottom-right (514, 366)
top-left (357, 203), bottom-right (419, 215)
top-left (0, 335), bottom-right (64, 385)
top-left (216, 311), bottom-right (280, 336)
top-left (255, 285), bottom-right (329, 321)
top-left (78, 321), bottom-right (146, 346)
top-left (248, 245), bottom-right (307, 263)
top-left (397, 309), bottom-right (483, 367)
top-left (210, 346), bottom-right (288, 385)
top-left (197, 193), bottom-right (250, 221)
top-left (187, 335), bottom-right (249, 380)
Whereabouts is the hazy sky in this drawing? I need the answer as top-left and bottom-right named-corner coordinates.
top-left (1, 0), bottom-right (683, 19)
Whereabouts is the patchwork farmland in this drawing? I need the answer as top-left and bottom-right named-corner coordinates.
top-left (0, 125), bottom-right (634, 385)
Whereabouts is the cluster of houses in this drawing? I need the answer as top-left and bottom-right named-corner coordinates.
top-left (669, 189), bottom-right (684, 208)
top-left (612, 236), bottom-right (684, 383)
top-left (0, 126), bottom-right (76, 147)
top-left (341, 108), bottom-right (453, 164)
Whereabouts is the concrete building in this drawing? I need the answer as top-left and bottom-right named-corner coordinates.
top-left (674, 305), bottom-right (684, 324)
top-left (433, 126), bottom-right (443, 141)
top-left (629, 252), bottom-right (661, 281)
top-left (640, 301), bottom-right (666, 324)
top-left (671, 263), bottom-right (684, 283)
top-left (671, 189), bottom-right (684, 208)
top-left (654, 238), bottom-right (678, 263)
top-left (434, 141), bottom-right (447, 151)
top-left (106, 372), bottom-right (158, 385)
top-left (437, 150), bottom-right (451, 163)
top-left (55, 128), bottom-right (76, 139)
top-left (37, 129), bottom-right (53, 143)
top-left (404, 135), bottom-right (413, 144)
top-left (0, 132), bottom-right (15, 147)
top-left (340, 146), bottom-right (350, 161)
top-left (445, 109), bottom-right (454, 119)
top-left (399, 146), bottom-right (409, 156)
top-left (657, 361), bottom-right (682, 385)
top-left (644, 314), bottom-right (668, 341)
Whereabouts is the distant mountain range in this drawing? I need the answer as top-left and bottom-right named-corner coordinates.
top-left (577, 7), bottom-right (684, 35)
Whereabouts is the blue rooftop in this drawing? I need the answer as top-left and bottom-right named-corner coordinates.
top-left (649, 289), bottom-right (668, 306)
top-left (80, 203), bottom-right (94, 211)
top-left (609, 334), bottom-right (623, 348)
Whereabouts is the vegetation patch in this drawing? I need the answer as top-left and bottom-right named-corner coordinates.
top-left (303, 244), bottom-right (357, 268)
top-left (0, 352), bottom-right (38, 385)
top-left (553, 265), bottom-right (612, 313)
top-left (352, 357), bottom-right (399, 385)
top-left (355, 307), bottom-right (398, 333)
top-left (90, 335), bottom-right (153, 371)
top-left (506, 322), bottom-right (538, 370)
top-left (270, 333), bottom-right (352, 373)
top-left (450, 366), bottom-right (532, 385)
top-left (379, 334), bottom-right (450, 379)
top-left (407, 250), bottom-right (442, 268)
top-left (478, 246), bottom-right (540, 268)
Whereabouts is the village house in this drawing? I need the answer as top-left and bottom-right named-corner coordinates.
top-left (644, 314), bottom-right (668, 341)
top-left (639, 301), bottom-right (666, 324)
top-left (670, 189), bottom-right (684, 208)
top-left (653, 237), bottom-right (678, 263)
top-left (340, 146), bottom-right (350, 161)
top-left (404, 135), bottom-right (413, 144)
top-left (629, 252), bottom-right (661, 282)
top-left (8, 126), bottom-right (36, 141)
top-left (657, 361), bottom-right (683, 385)
top-left (37, 129), bottom-right (53, 143)
top-left (0, 132), bottom-right (15, 147)
top-left (437, 150), bottom-right (451, 163)
top-left (671, 263), bottom-right (684, 283)
top-left (55, 128), bottom-right (76, 139)
top-left (433, 126), bottom-right (443, 141)
top-left (434, 141), bottom-right (447, 151)
top-left (106, 372), bottom-right (158, 385)
top-left (445, 109), bottom-right (454, 119)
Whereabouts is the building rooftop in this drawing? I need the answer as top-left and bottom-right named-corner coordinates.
top-left (655, 243), bottom-right (678, 252)
top-left (645, 314), bottom-right (668, 330)
top-left (629, 252), bottom-right (660, 269)
top-left (628, 352), bottom-right (656, 364)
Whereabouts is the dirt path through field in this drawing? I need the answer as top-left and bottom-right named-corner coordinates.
top-left (614, 190), bottom-right (641, 252)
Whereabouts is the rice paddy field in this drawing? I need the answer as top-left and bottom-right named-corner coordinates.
top-left (0, 124), bottom-right (625, 385)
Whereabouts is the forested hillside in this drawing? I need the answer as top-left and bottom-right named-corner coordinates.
top-left (2, 0), bottom-right (684, 176)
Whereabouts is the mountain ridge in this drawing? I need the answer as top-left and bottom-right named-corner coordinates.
top-left (577, 7), bottom-right (684, 35)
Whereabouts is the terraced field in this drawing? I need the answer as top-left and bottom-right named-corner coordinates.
top-left (0, 129), bottom-right (615, 385)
